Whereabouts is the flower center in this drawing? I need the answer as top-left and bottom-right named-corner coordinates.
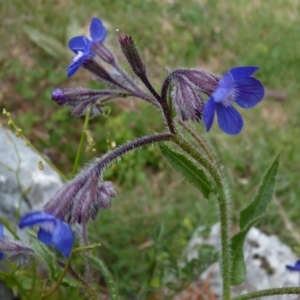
top-left (221, 90), bottom-right (236, 107)
top-left (72, 51), bottom-right (85, 63)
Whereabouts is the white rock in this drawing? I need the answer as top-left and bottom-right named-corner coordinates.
top-left (0, 128), bottom-right (63, 225)
top-left (181, 224), bottom-right (300, 299)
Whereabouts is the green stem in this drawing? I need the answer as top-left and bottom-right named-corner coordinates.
top-left (172, 134), bottom-right (220, 183)
top-left (173, 133), bottom-right (231, 300)
top-left (72, 107), bottom-right (91, 176)
top-left (176, 118), bottom-right (221, 170)
top-left (41, 253), bottom-right (73, 299)
top-left (231, 287), bottom-right (300, 300)
top-left (216, 188), bottom-right (231, 300)
top-left (42, 251), bottom-right (98, 300)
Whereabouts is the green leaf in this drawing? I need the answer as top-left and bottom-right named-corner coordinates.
top-left (24, 26), bottom-right (68, 59)
top-left (30, 234), bottom-right (57, 281)
top-left (159, 143), bottom-right (214, 198)
top-left (239, 155), bottom-right (280, 230)
top-left (85, 255), bottom-right (119, 300)
top-left (0, 271), bottom-right (31, 300)
top-left (230, 155), bottom-right (280, 285)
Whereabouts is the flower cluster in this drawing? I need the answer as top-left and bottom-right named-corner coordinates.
top-left (167, 66), bottom-right (264, 135)
top-left (44, 168), bottom-right (117, 224)
top-left (1, 16), bottom-right (266, 268)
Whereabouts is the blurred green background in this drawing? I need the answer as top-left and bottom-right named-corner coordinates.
top-left (1, 0), bottom-right (300, 298)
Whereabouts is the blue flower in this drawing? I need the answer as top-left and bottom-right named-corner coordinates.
top-left (67, 18), bottom-right (106, 77)
top-left (203, 66), bottom-right (264, 135)
top-left (0, 223), bottom-right (4, 260)
top-left (19, 212), bottom-right (74, 258)
top-left (286, 260), bottom-right (300, 272)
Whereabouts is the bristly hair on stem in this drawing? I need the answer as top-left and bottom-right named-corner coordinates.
top-left (44, 133), bottom-right (173, 224)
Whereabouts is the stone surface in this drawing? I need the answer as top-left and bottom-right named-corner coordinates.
top-left (0, 128), bottom-right (63, 226)
top-left (175, 224), bottom-right (300, 299)
top-left (0, 128), bottom-right (64, 300)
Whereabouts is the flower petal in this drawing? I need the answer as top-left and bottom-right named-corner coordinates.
top-left (229, 66), bottom-right (259, 80)
top-left (287, 260), bottom-right (300, 271)
top-left (51, 220), bottom-right (74, 258)
top-left (286, 264), bottom-right (300, 271)
top-left (19, 212), bottom-right (55, 228)
top-left (203, 97), bottom-right (216, 132)
top-left (0, 223), bottom-right (3, 240)
top-left (212, 72), bottom-right (234, 103)
top-left (90, 18), bottom-right (106, 42)
top-left (67, 61), bottom-right (82, 77)
top-left (235, 77), bottom-right (264, 109)
top-left (68, 36), bottom-right (88, 52)
top-left (215, 104), bottom-right (243, 135)
top-left (295, 260), bottom-right (300, 269)
top-left (38, 228), bottom-right (53, 245)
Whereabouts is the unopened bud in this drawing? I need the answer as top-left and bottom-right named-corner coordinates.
top-left (118, 34), bottom-right (146, 77)
top-left (51, 88), bottom-right (123, 118)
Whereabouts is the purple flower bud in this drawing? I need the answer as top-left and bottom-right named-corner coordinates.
top-left (52, 89), bottom-right (67, 105)
top-left (44, 166), bottom-right (117, 224)
top-left (118, 34), bottom-right (146, 77)
top-left (0, 223), bottom-right (34, 265)
top-left (171, 75), bottom-right (205, 121)
top-left (168, 69), bottom-right (219, 122)
top-left (51, 88), bottom-right (124, 118)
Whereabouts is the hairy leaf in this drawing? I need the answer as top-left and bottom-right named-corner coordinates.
top-left (30, 234), bottom-right (57, 281)
top-left (159, 143), bottom-right (214, 198)
top-left (85, 255), bottom-right (119, 300)
top-left (230, 155), bottom-right (279, 285)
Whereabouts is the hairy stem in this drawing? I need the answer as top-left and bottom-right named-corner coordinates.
top-left (231, 287), bottom-right (300, 300)
top-left (93, 133), bottom-right (173, 177)
top-left (139, 74), bottom-right (175, 133)
top-left (173, 133), bottom-right (231, 299)
top-left (112, 61), bottom-right (158, 106)
top-left (81, 223), bottom-right (93, 284)
top-left (176, 118), bottom-right (221, 170)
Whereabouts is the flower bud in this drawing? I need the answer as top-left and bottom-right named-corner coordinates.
top-left (118, 34), bottom-right (146, 77)
top-left (51, 88), bottom-right (124, 118)
top-left (167, 69), bottom-right (220, 122)
top-left (44, 166), bottom-right (117, 224)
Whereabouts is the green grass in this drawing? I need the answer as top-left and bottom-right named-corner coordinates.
top-left (1, 0), bottom-right (300, 298)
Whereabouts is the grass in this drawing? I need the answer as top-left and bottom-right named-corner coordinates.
top-left (1, 0), bottom-right (300, 298)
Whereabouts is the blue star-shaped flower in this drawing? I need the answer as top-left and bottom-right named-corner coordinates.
top-left (67, 18), bottom-right (107, 77)
top-left (203, 66), bottom-right (264, 135)
top-left (19, 211), bottom-right (74, 258)
top-left (286, 260), bottom-right (300, 272)
top-left (0, 223), bottom-right (4, 260)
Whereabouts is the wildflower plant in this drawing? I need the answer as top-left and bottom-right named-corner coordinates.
top-left (1, 16), bottom-right (300, 300)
